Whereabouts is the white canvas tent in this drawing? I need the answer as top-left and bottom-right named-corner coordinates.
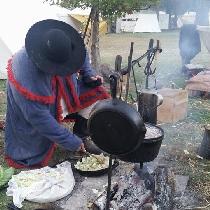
top-left (69, 7), bottom-right (91, 16)
top-left (134, 14), bottom-right (161, 33)
top-left (0, 37), bottom-right (12, 79)
top-left (118, 14), bottom-right (139, 32)
top-left (0, 0), bottom-right (82, 79)
top-left (117, 13), bottom-right (161, 33)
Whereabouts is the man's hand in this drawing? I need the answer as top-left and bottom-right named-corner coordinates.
top-left (84, 75), bottom-right (103, 88)
top-left (76, 143), bottom-right (86, 153)
top-left (90, 75), bottom-right (104, 84)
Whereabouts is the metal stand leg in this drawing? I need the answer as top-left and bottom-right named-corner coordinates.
top-left (140, 162), bottom-right (144, 169)
top-left (105, 155), bottom-right (113, 210)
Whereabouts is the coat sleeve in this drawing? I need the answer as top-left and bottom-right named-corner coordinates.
top-left (79, 50), bottom-right (97, 79)
top-left (12, 90), bottom-right (83, 151)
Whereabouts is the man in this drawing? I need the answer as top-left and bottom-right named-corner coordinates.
top-left (179, 24), bottom-right (201, 72)
top-left (5, 19), bottom-right (109, 168)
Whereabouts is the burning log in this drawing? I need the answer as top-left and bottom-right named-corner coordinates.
top-left (90, 165), bottom-right (176, 210)
top-left (111, 172), bottom-right (153, 210)
top-left (111, 172), bottom-right (153, 209)
top-left (154, 165), bottom-right (175, 210)
top-left (91, 172), bottom-right (154, 210)
top-left (90, 183), bottom-right (119, 210)
top-left (111, 190), bottom-right (152, 210)
top-left (91, 190), bottom-right (107, 210)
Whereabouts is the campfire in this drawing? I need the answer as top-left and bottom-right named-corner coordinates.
top-left (109, 172), bottom-right (153, 209)
top-left (90, 164), bottom-right (175, 210)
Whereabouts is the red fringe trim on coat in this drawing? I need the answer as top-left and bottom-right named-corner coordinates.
top-left (61, 118), bottom-right (76, 123)
top-left (65, 77), bottom-right (81, 108)
top-left (7, 58), bottom-right (55, 104)
top-left (5, 143), bottom-right (57, 169)
top-left (56, 85), bottom-right (63, 123)
top-left (79, 86), bottom-right (110, 108)
top-left (5, 156), bottom-right (28, 169)
top-left (55, 76), bottom-right (75, 113)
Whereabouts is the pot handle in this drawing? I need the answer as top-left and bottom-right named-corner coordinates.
top-left (149, 93), bottom-right (163, 110)
top-left (156, 93), bottom-right (163, 107)
top-left (109, 74), bottom-right (118, 99)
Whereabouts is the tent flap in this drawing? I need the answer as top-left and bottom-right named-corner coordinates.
top-left (134, 14), bottom-right (161, 33)
top-left (0, 37), bottom-right (12, 79)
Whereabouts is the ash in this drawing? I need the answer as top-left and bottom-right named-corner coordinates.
top-left (111, 171), bottom-right (152, 210)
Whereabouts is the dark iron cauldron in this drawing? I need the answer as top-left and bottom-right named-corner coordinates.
top-left (118, 123), bottom-right (164, 163)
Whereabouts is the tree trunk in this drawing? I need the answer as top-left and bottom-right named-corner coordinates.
top-left (168, 13), bottom-right (172, 29)
top-left (107, 18), bottom-right (116, 33)
top-left (154, 166), bottom-right (175, 209)
top-left (174, 14), bottom-right (178, 29)
top-left (107, 18), bottom-right (112, 33)
top-left (155, 5), bottom-right (160, 21)
top-left (90, 7), bottom-right (101, 74)
top-left (195, 0), bottom-right (209, 26)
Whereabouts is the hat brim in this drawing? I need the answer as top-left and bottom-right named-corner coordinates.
top-left (25, 19), bottom-right (86, 76)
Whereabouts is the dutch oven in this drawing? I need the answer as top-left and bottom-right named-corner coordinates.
top-left (87, 74), bottom-right (146, 156)
top-left (118, 123), bottom-right (164, 163)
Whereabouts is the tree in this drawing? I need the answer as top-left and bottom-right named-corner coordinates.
top-left (159, 0), bottom-right (210, 29)
top-left (195, 0), bottom-right (210, 26)
top-left (159, 0), bottom-right (191, 29)
top-left (46, 0), bottom-right (159, 72)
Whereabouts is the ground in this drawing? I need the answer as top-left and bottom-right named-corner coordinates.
top-left (1, 30), bottom-right (210, 209)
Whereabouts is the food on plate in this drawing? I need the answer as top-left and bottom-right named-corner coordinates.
top-left (74, 154), bottom-right (110, 171)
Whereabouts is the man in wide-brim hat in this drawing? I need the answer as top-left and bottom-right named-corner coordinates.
top-left (5, 19), bottom-right (109, 168)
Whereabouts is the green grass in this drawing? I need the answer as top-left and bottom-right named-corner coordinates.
top-left (0, 80), bottom-right (7, 118)
top-left (0, 190), bottom-right (12, 210)
top-left (188, 98), bottom-right (210, 124)
top-left (0, 80), bottom-right (6, 92)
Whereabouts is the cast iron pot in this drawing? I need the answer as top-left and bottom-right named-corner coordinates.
top-left (88, 98), bottom-right (146, 156)
top-left (118, 123), bottom-right (164, 163)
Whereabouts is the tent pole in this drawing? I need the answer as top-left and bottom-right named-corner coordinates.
top-left (83, 7), bottom-right (94, 40)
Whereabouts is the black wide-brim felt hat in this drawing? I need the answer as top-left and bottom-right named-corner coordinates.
top-left (25, 19), bottom-right (86, 76)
